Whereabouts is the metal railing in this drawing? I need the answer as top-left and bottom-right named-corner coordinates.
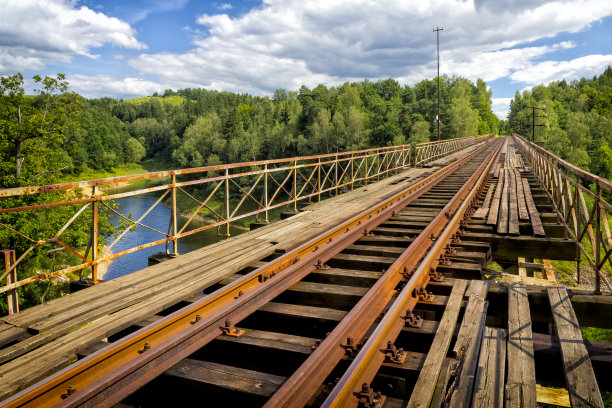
top-left (414, 133), bottom-right (494, 166)
top-left (513, 134), bottom-right (612, 293)
top-left (0, 134), bottom-right (492, 309)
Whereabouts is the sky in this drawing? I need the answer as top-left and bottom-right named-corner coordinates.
top-left (1, 0), bottom-right (611, 119)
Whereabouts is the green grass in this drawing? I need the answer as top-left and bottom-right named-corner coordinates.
top-left (59, 163), bottom-right (148, 183)
top-left (581, 327), bottom-right (612, 343)
top-left (124, 95), bottom-right (185, 106)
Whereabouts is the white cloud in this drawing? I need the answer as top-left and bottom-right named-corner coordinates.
top-left (67, 74), bottom-right (165, 99)
top-left (0, 0), bottom-right (145, 74)
top-left (218, 3), bottom-right (233, 10)
top-left (125, 0), bottom-right (612, 95)
top-left (128, 0), bottom-right (190, 23)
top-left (492, 97), bottom-right (513, 119)
top-left (509, 54), bottom-right (612, 85)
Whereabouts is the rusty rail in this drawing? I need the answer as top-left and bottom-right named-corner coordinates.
top-left (321, 138), bottom-right (502, 408)
top-left (0, 134), bottom-right (492, 308)
top-left (2, 138), bottom-right (499, 408)
top-left (513, 134), bottom-right (612, 293)
top-left (265, 137), bottom-right (502, 407)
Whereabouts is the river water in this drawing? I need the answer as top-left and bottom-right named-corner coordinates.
top-left (102, 194), bottom-right (247, 280)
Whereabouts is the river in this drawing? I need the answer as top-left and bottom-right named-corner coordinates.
top-left (102, 194), bottom-right (248, 280)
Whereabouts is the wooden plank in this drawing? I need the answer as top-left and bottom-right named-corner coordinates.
top-left (258, 302), bottom-right (347, 322)
top-left (542, 259), bottom-right (557, 282)
top-left (407, 280), bottom-right (468, 408)
top-left (464, 279), bottom-right (488, 299)
top-left (471, 327), bottom-right (506, 408)
top-left (0, 241), bottom-right (275, 363)
top-left (218, 328), bottom-right (317, 355)
top-left (165, 359), bottom-right (285, 397)
top-left (497, 169), bottom-right (510, 234)
top-left (0, 323), bottom-right (26, 348)
top-left (518, 257), bottom-right (527, 277)
top-left (506, 284), bottom-right (536, 408)
top-left (486, 170), bottom-right (505, 226)
top-left (448, 296), bottom-right (488, 407)
top-left (547, 286), bottom-right (604, 408)
top-left (537, 384), bottom-right (571, 407)
top-left (522, 178), bottom-right (546, 237)
top-left (514, 168), bottom-right (530, 221)
top-left (429, 357), bottom-right (454, 408)
top-left (472, 181), bottom-right (495, 219)
top-left (508, 169), bottom-right (520, 235)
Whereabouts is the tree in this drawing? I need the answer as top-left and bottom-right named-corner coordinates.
top-left (448, 79), bottom-right (479, 138)
top-left (311, 108), bottom-right (334, 153)
top-left (0, 73), bottom-right (79, 183)
top-left (125, 137), bottom-right (146, 163)
top-left (409, 120), bottom-right (431, 144)
top-left (171, 113), bottom-right (224, 168)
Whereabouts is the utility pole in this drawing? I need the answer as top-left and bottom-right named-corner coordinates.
top-left (433, 27), bottom-right (443, 141)
top-left (528, 106), bottom-right (546, 143)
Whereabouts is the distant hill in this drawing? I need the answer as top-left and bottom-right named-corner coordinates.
top-left (124, 95), bottom-right (186, 106)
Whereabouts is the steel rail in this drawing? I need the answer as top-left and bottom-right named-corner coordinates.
top-left (2, 140), bottom-right (492, 408)
top-left (322, 138), bottom-right (503, 408)
top-left (265, 137), bottom-right (503, 408)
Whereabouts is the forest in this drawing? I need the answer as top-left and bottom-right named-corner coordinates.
top-left (508, 66), bottom-right (612, 179)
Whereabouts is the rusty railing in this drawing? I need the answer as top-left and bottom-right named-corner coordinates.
top-left (0, 134), bottom-right (492, 309)
top-left (414, 133), bottom-right (494, 166)
top-left (513, 134), bottom-right (612, 293)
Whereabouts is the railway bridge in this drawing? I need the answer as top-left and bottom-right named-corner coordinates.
top-left (0, 135), bottom-right (611, 407)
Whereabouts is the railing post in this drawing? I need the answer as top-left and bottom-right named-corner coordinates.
top-left (91, 186), bottom-right (99, 284)
top-left (264, 163), bottom-right (269, 223)
top-left (365, 154), bottom-right (369, 186)
top-left (171, 172), bottom-right (179, 254)
top-left (225, 168), bottom-right (231, 237)
top-left (317, 158), bottom-right (321, 202)
top-left (575, 174), bottom-right (581, 284)
top-left (2, 250), bottom-right (18, 314)
top-left (595, 181), bottom-right (601, 294)
top-left (350, 153), bottom-right (354, 191)
top-left (293, 160), bottom-right (298, 211)
top-left (335, 154), bottom-right (339, 196)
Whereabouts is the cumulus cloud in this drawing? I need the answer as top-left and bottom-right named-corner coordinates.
top-left (125, 0), bottom-right (612, 95)
top-left (217, 3), bottom-right (233, 10)
top-left (492, 97), bottom-right (513, 119)
top-left (67, 74), bottom-right (165, 99)
top-left (510, 54), bottom-right (612, 85)
top-left (0, 0), bottom-right (145, 74)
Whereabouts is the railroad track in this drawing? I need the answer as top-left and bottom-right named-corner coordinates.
top-left (5, 138), bottom-right (503, 408)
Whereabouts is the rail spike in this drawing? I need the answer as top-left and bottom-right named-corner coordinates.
top-left (429, 267), bottom-right (444, 282)
top-left (401, 310), bottom-right (423, 328)
top-left (417, 286), bottom-right (434, 302)
top-left (220, 319), bottom-right (244, 337)
top-left (382, 341), bottom-right (408, 365)
top-left (354, 383), bottom-right (386, 408)
top-left (340, 336), bottom-right (361, 357)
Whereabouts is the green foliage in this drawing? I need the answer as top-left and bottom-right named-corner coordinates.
top-left (0, 73), bottom-right (79, 183)
top-left (448, 79), bottom-right (480, 138)
top-left (509, 65), bottom-right (612, 178)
